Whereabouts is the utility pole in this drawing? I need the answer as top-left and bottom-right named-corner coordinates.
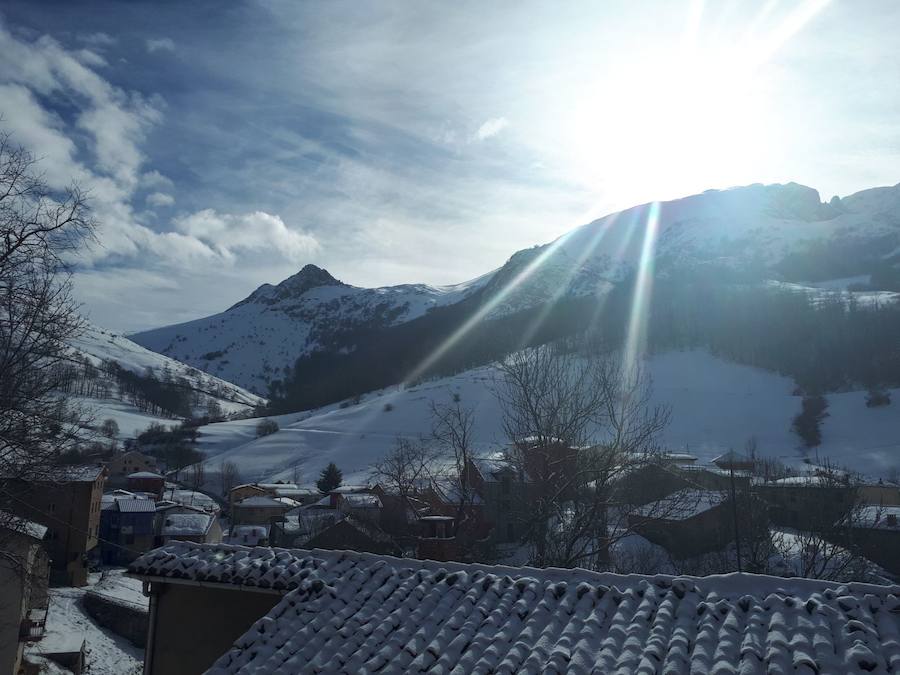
top-left (730, 465), bottom-right (743, 573)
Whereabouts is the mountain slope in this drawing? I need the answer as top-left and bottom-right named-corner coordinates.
top-left (67, 323), bottom-right (264, 439)
top-left (193, 350), bottom-right (900, 484)
top-left (130, 182), bottom-right (900, 396)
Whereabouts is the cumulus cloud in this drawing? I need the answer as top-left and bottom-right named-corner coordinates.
top-left (146, 191), bottom-right (175, 207)
top-left (475, 116), bottom-right (509, 141)
top-left (174, 209), bottom-right (320, 262)
top-left (145, 37), bottom-right (175, 53)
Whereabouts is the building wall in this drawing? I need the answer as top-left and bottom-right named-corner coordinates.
top-left (107, 452), bottom-right (157, 478)
top-left (10, 474), bottom-right (104, 586)
top-left (148, 583), bottom-right (281, 675)
top-left (0, 534), bottom-right (49, 675)
top-left (232, 505), bottom-right (288, 526)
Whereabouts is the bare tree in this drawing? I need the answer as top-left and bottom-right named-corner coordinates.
top-left (0, 130), bottom-right (95, 530)
top-left (219, 460), bottom-right (240, 497)
top-left (430, 401), bottom-right (481, 542)
top-left (493, 339), bottom-right (673, 569)
top-left (371, 437), bottom-right (435, 512)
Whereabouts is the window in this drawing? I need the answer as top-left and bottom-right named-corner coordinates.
top-left (49, 503), bottom-right (56, 513)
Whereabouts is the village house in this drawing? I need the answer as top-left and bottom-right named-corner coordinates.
top-left (304, 516), bottom-right (401, 556)
top-left (0, 515), bottom-right (50, 675)
top-left (844, 505), bottom-right (900, 575)
top-left (628, 489), bottom-right (761, 559)
top-left (228, 483), bottom-right (319, 513)
top-left (230, 494), bottom-right (298, 527)
top-left (98, 496), bottom-right (156, 565)
top-left (129, 542), bottom-right (900, 675)
top-left (105, 451), bottom-right (158, 486)
top-left (225, 524), bottom-right (270, 546)
top-left (6, 465), bottom-right (105, 586)
top-left (126, 471), bottom-right (165, 498)
top-left (157, 511), bottom-right (222, 546)
top-left (462, 457), bottom-right (532, 543)
top-left (755, 474), bottom-right (857, 529)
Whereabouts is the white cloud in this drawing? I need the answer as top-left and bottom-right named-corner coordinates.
top-left (78, 32), bottom-right (117, 47)
top-left (145, 37), bottom-right (175, 53)
top-left (475, 116), bottom-right (509, 141)
top-left (146, 191), bottom-right (175, 207)
top-left (174, 209), bottom-right (320, 262)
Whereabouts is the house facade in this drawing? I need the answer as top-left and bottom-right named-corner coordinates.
top-left (98, 497), bottom-right (157, 565)
top-left (7, 465), bottom-right (105, 586)
top-left (0, 516), bottom-right (50, 675)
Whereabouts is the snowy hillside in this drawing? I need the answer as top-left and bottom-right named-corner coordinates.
top-left (193, 350), bottom-right (900, 485)
top-left (131, 182), bottom-right (900, 395)
top-left (67, 323), bottom-right (264, 439)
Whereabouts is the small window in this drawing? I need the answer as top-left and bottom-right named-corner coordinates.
top-left (49, 503), bottom-right (56, 513)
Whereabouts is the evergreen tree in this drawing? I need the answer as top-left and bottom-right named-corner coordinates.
top-left (316, 462), bottom-right (343, 493)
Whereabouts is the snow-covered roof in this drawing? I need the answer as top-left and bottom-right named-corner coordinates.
top-left (0, 512), bottom-right (48, 541)
top-left (162, 513), bottom-right (213, 536)
top-left (225, 525), bottom-right (269, 546)
top-left (633, 489), bottom-right (726, 521)
top-left (127, 471), bottom-right (164, 479)
top-left (854, 506), bottom-right (900, 530)
top-left (340, 493), bottom-right (381, 508)
top-left (235, 495), bottom-right (288, 508)
top-left (130, 545), bottom-right (900, 675)
top-left (115, 498), bottom-right (156, 514)
top-left (330, 485), bottom-right (370, 494)
top-left (48, 464), bottom-right (105, 482)
top-left (256, 482), bottom-right (299, 490)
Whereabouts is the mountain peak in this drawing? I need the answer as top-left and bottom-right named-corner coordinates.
top-left (280, 264), bottom-right (342, 289)
top-left (231, 264), bottom-right (345, 309)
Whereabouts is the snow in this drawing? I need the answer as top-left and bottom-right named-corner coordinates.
top-left (129, 267), bottom-right (492, 395)
top-left (130, 544), bottom-right (900, 675)
top-left (28, 585), bottom-right (143, 675)
top-left (190, 349), bottom-right (900, 486)
top-left (633, 489), bottom-right (725, 520)
top-left (162, 512), bottom-right (213, 536)
top-left (89, 570), bottom-right (149, 609)
top-left (160, 487), bottom-right (219, 513)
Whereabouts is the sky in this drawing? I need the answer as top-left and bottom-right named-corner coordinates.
top-left (1, 0), bottom-right (898, 332)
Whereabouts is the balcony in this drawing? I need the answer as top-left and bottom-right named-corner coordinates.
top-left (20, 607), bottom-right (47, 641)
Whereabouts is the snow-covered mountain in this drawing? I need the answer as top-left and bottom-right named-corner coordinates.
top-left (130, 265), bottom-right (491, 394)
top-left (131, 182), bottom-right (900, 395)
top-left (67, 323), bottom-right (264, 439)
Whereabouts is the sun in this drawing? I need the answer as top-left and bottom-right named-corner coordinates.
top-left (559, 0), bottom-right (830, 208)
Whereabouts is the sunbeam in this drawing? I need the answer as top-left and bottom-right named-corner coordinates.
top-left (622, 201), bottom-right (661, 375)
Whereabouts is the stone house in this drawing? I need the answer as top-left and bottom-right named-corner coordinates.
top-left (6, 465), bottom-right (105, 586)
top-left (0, 515), bottom-right (50, 675)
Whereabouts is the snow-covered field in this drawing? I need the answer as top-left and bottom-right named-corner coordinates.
top-left (194, 349), bottom-right (900, 485)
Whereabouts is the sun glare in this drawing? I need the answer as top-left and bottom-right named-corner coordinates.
top-left (560, 0), bottom-right (830, 207)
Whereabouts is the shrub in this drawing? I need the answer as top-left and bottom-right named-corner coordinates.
top-left (383, 403), bottom-right (394, 412)
top-left (865, 389), bottom-right (891, 407)
top-left (256, 418), bottom-right (279, 437)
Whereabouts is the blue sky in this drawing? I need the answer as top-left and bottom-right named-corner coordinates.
top-left (1, 1), bottom-right (898, 331)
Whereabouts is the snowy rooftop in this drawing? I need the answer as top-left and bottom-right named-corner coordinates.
top-left (633, 489), bottom-right (726, 521)
top-left (129, 545), bottom-right (900, 675)
top-left (340, 493), bottom-right (381, 508)
top-left (114, 498), bottom-right (157, 514)
top-left (127, 470), bottom-right (164, 479)
top-left (236, 495), bottom-right (289, 508)
top-left (162, 513), bottom-right (213, 536)
top-left (854, 506), bottom-right (900, 530)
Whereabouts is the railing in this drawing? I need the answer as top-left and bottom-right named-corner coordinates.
top-left (20, 608), bottom-right (47, 641)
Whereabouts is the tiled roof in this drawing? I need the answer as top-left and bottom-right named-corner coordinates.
top-left (115, 498), bottom-right (156, 513)
top-left (632, 489), bottom-right (726, 521)
top-left (132, 544), bottom-right (900, 674)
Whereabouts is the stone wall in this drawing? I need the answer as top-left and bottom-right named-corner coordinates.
top-left (82, 591), bottom-right (148, 647)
